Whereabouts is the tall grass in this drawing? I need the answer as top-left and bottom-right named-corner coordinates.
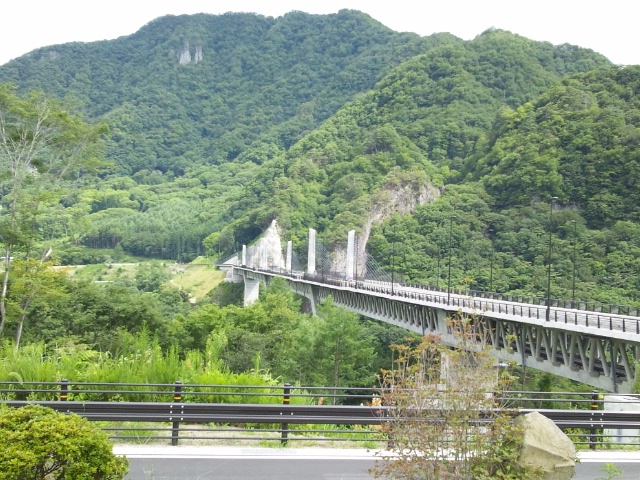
top-left (0, 329), bottom-right (285, 403)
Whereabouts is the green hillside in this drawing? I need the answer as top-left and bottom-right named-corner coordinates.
top-left (1, 11), bottom-right (638, 308)
top-left (0, 10), bottom-right (453, 174)
top-left (220, 28), bottom-right (612, 244)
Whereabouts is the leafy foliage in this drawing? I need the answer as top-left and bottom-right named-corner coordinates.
top-left (0, 11), bottom-right (444, 174)
top-left (475, 66), bottom-right (640, 224)
top-left (0, 84), bottom-right (107, 344)
top-left (0, 404), bottom-right (128, 479)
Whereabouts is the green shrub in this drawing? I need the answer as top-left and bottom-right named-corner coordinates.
top-left (0, 404), bottom-right (128, 479)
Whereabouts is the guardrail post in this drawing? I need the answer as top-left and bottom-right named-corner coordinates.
top-left (589, 390), bottom-right (599, 450)
top-left (171, 381), bottom-right (183, 446)
top-left (281, 383), bottom-right (291, 445)
top-left (59, 379), bottom-right (68, 401)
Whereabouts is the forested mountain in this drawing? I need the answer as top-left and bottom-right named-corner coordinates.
top-left (2, 10), bottom-right (639, 311)
top-left (227, 28), bottom-right (612, 245)
top-left (0, 10), bottom-right (453, 174)
top-left (475, 67), bottom-right (640, 223)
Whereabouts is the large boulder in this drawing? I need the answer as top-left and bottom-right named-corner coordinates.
top-left (516, 411), bottom-right (576, 480)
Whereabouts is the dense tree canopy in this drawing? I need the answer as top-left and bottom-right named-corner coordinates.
top-left (0, 84), bottom-right (106, 345)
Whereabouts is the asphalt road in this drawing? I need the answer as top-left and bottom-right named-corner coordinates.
top-left (116, 447), bottom-right (640, 480)
top-left (128, 457), bottom-right (375, 480)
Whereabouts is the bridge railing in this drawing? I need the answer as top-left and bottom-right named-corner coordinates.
top-left (233, 244), bottom-right (640, 319)
top-left (363, 279), bottom-right (640, 335)
top-left (462, 289), bottom-right (639, 317)
top-left (240, 265), bottom-right (640, 334)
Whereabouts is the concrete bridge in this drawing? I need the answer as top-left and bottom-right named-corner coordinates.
top-left (220, 225), bottom-right (640, 394)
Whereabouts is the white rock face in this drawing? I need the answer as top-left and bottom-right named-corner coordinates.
top-left (178, 41), bottom-right (191, 64)
top-left (516, 411), bottom-right (576, 480)
top-left (334, 182), bottom-right (440, 275)
top-left (194, 45), bottom-right (203, 63)
top-left (246, 220), bottom-right (285, 270)
top-left (177, 42), bottom-right (203, 64)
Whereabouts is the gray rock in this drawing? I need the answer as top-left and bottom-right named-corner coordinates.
top-left (516, 411), bottom-right (576, 479)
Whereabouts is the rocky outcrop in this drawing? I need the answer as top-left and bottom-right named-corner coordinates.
top-left (178, 41), bottom-right (191, 64)
top-left (194, 45), bottom-right (203, 63)
top-left (516, 411), bottom-right (576, 480)
top-left (246, 219), bottom-right (285, 269)
top-left (177, 41), bottom-right (203, 64)
top-left (352, 181), bottom-right (440, 272)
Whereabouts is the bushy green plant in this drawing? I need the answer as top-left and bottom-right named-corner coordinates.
top-left (0, 404), bottom-right (128, 479)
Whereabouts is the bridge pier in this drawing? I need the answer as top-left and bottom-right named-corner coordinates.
top-left (308, 228), bottom-right (316, 274)
top-left (346, 230), bottom-right (355, 280)
top-left (308, 285), bottom-right (319, 316)
top-left (244, 276), bottom-right (260, 306)
top-left (286, 241), bottom-right (292, 272)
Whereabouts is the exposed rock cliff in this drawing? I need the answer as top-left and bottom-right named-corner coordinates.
top-left (362, 181), bottom-right (441, 246)
top-left (332, 181), bottom-right (441, 274)
top-left (246, 219), bottom-right (285, 269)
top-left (177, 40), bottom-right (203, 64)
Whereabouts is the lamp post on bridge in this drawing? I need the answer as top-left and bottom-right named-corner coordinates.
top-left (384, 224), bottom-right (397, 295)
top-left (571, 220), bottom-right (577, 304)
top-left (436, 246), bottom-right (441, 290)
top-left (546, 197), bottom-right (559, 322)
top-left (487, 227), bottom-right (495, 293)
top-left (391, 225), bottom-right (396, 296)
top-left (447, 215), bottom-right (456, 305)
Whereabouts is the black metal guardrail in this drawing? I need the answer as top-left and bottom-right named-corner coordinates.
top-left (2, 382), bottom-right (639, 448)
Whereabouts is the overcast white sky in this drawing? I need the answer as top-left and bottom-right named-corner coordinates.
top-left (1, 0), bottom-right (637, 66)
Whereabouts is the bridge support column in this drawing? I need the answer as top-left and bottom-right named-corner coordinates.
top-left (244, 276), bottom-right (260, 306)
top-left (286, 241), bottom-right (292, 272)
top-left (604, 394), bottom-right (640, 444)
top-left (309, 285), bottom-right (319, 316)
top-left (346, 230), bottom-right (355, 280)
top-left (308, 228), bottom-right (316, 274)
top-left (242, 245), bottom-right (247, 266)
top-left (440, 351), bottom-right (499, 394)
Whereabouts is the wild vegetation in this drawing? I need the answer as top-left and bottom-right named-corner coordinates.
top-left (0, 11), bottom-right (639, 395)
top-left (0, 276), bottom-right (413, 392)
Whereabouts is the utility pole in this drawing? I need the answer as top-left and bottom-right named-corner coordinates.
top-left (487, 227), bottom-right (495, 292)
top-left (391, 225), bottom-right (396, 296)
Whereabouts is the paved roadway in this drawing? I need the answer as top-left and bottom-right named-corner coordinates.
top-left (115, 446), bottom-right (640, 480)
